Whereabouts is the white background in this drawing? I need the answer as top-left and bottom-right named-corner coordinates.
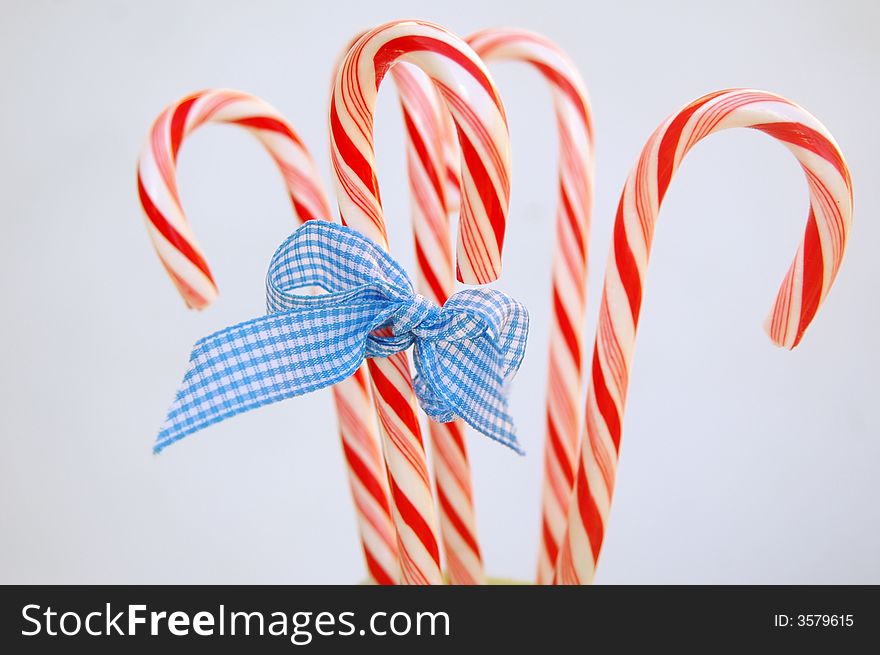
top-left (1, 0), bottom-right (877, 584)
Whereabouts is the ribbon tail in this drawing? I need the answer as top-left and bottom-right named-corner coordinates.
top-left (414, 342), bottom-right (525, 455)
top-left (154, 306), bottom-right (376, 453)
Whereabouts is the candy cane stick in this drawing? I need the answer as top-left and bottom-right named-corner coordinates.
top-left (555, 89), bottom-right (853, 584)
top-left (331, 20), bottom-right (511, 584)
top-left (395, 28), bottom-right (594, 584)
top-left (137, 89), bottom-right (399, 584)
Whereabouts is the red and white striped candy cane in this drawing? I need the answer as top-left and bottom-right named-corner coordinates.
top-left (335, 32), bottom-right (485, 583)
top-left (395, 28), bottom-right (594, 584)
top-left (470, 28), bottom-right (594, 585)
top-left (331, 20), bottom-right (511, 585)
top-left (555, 89), bottom-right (853, 584)
top-left (389, 64), bottom-right (486, 584)
top-left (137, 89), bottom-right (399, 585)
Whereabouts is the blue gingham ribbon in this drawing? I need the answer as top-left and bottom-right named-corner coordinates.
top-left (155, 221), bottom-right (529, 454)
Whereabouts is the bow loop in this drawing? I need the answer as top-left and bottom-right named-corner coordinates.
top-left (412, 287), bottom-right (529, 453)
top-left (266, 221), bottom-right (412, 315)
top-left (154, 221), bottom-right (529, 455)
top-left (446, 289), bottom-right (530, 383)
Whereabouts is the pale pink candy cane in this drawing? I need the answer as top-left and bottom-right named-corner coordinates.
top-left (137, 89), bottom-right (399, 585)
top-left (468, 28), bottom-right (594, 585)
top-left (555, 89), bottom-right (853, 584)
top-left (394, 28), bottom-right (594, 584)
top-left (331, 20), bottom-right (511, 585)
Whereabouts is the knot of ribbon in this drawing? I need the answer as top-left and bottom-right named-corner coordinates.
top-left (155, 221), bottom-right (529, 455)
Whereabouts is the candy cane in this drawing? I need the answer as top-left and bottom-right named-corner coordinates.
top-left (394, 28), bottom-right (594, 584)
top-left (137, 89), bottom-right (399, 585)
top-left (470, 28), bottom-right (595, 585)
top-left (331, 20), bottom-right (511, 584)
top-left (387, 64), bottom-right (487, 584)
top-left (555, 89), bottom-right (853, 584)
top-left (334, 31), bottom-right (484, 583)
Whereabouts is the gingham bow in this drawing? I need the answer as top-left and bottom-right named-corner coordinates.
top-left (154, 221), bottom-right (529, 454)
